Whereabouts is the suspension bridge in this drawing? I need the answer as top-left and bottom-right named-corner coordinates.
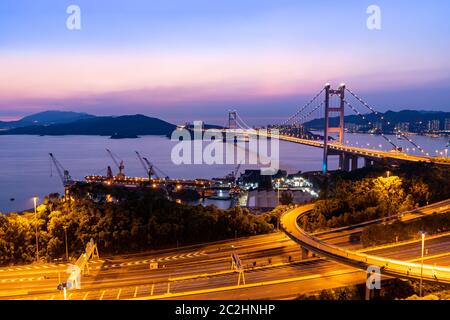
top-left (218, 84), bottom-right (450, 173)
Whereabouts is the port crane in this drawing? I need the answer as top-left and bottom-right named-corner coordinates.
top-left (144, 157), bottom-right (170, 180)
top-left (106, 149), bottom-right (125, 178)
top-left (135, 151), bottom-right (156, 180)
top-left (231, 162), bottom-right (241, 184)
top-left (135, 151), bottom-right (169, 180)
top-left (49, 153), bottom-right (75, 187)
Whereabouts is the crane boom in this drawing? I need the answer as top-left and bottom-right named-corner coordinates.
top-left (143, 157), bottom-right (158, 179)
top-left (49, 153), bottom-right (73, 187)
top-left (135, 151), bottom-right (148, 171)
top-left (106, 149), bottom-right (125, 177)
top-left (233, 163), bottom-right (241, 180)
top-left (135, 151), bottom-right (154, 179)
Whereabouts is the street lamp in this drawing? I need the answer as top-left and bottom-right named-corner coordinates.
top-left (33, 196), bottom-right (39, 262)
top-left (386, 171), bottom-right (391, 178)
top-left (419, 231), bottom-right (427, 297)
top-left (276, 179), bottom-right (281, 206)
top-left (63, 226), bottom-right (69, 261)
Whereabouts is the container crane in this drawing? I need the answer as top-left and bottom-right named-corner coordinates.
top-left (232, 162), bottom-right (242, 183)
top-left (106, 149), bottom-right (125, 178)
top-left (49, 153), bottom-right (75, 198)
top-left (135, 151), bottom-right (155, 180)
top-left (49, 153), bottom-right (74, 187)
top-left (144, 157), bottom-right (170, 180)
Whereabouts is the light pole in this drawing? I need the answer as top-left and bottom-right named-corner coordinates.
top-left (63, 226), bottom-right (69, 261)
top-left (419, 231), bottom-right (426, 297)
top-left (276, 179), bottom-right (281, 206)
top-left (33, 196), bottom-right (39, 262)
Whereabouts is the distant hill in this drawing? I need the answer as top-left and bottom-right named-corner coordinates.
top-left (0, 111), bottom-right (95, 130)
top-left (0, 114), bottom-right (177, 137)
top-left (304, 110), bottom-right (450, 130)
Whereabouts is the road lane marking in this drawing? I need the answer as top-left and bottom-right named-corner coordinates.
top-left (136, 268), bottom-right (362, 300)
top-left (358, 231), bottom-right (450, 253)
top-left (408, 252), bottom-right (450, 263)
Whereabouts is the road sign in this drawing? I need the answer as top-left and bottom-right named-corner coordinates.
top-left (231, 253), bottom-right (242, 270)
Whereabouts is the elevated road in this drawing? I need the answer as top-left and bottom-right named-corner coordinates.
top-left (1, 200), bottom-right (449, 299)
top-left (2, 232), bottom-right (449, 299)
top-left (280, 202), bottom-right (450, 285)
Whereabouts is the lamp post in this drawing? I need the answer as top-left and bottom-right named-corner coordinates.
top-left (419, 231), bottom-right (426, 297)
top-left (63, 226), bottom-right (69, 261)
top-left (277, 179), bottom-right (281, 206)
top-left (33, 196), bottom-right (39, 262)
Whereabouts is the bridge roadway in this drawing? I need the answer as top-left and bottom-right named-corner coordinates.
top-left (252, 130), bottom-right (450, 166)
top-left (0, 200), bottom-right (448, 300)
top-left (280, 201), bottom-right (450, 286)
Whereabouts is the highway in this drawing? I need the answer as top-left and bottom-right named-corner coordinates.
top-left (280, 203), bottom-right (450, 285)
top-left (1, 223), bottom-right (449, 299)
top-left (312, 198), bottom-right (450, 250)
top-left (0, 200), bottom-right (448, 300)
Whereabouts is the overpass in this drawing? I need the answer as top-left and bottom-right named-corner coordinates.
top-left (280, 201), bottom-right (450, 285)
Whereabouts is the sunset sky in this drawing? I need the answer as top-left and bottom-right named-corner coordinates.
top-left (1, 0), bottom-right (449, 125)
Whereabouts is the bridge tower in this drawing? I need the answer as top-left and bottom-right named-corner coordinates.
top-left (228, 111), bottom-right (238, 129)
top-left (323, 83), bottom-right (346, 174)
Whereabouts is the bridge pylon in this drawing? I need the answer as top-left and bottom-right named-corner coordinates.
top-left (228, 111), bottom-right (238, 130)
top-left (323, 83), bottom-right (346, 174)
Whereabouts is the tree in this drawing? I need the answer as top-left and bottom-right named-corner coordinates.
top-left (372, 176), bottom-right (405, 218)
top-left (279, 191), bottom-right (294, 205)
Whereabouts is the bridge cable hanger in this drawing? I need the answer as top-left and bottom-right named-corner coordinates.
top-left (345, 88), bottom-right (426, 154)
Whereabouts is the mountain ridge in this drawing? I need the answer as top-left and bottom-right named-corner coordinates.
top-left (0, 110), bottom-right (96, 130)
top-left (0, 114), bottom-right (177, 137)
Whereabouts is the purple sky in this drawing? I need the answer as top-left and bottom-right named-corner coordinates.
top-left (1, 0), bottom-right (450, 125)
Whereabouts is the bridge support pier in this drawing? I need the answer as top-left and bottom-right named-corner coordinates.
top-left (300, 246), bottom-right (310, 260)
top-left (339, 154), bottom-right (351, 172)
top-left (364, 158), bottom-right (373, 168)
top-left (351, 156), bottom-right (358, 171)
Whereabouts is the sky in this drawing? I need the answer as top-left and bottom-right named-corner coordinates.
top-left (0, 0), bottom-right (450, 125)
